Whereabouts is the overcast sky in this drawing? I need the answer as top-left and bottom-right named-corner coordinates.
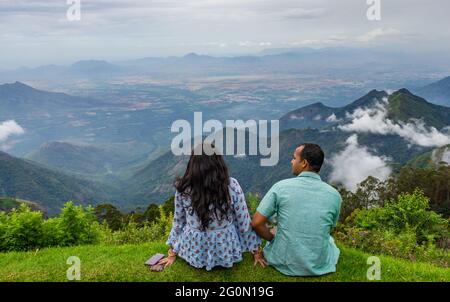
top-left (0, 0), bottom-right (449, 68)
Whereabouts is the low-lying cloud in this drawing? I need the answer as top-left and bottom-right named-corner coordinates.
top-left (443, 148), bottom-right (450, 164)
top-left (339, 98), bottom-right (450, 147)
top-left (326, 113), bottom-right (340, 123)
top-left (432, 146), bottom-right (450, 164)
top-left (0, 120), bottom-right (25, 143)
top-left (329, 134), bottom-right (392, 191)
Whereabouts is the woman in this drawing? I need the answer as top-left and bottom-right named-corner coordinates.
top-left (158, 144), bottom-right (266, 270)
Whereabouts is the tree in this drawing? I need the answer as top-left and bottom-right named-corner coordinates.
top-left (94, 204), bottom-right (124, 231)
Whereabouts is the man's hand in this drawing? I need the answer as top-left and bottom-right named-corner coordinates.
top-left (270, 226), bottom-right (277, 237)
top-left (251, 212), bottom-right (274, 242)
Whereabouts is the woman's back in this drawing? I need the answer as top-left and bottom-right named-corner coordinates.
top-left (167, 177), bottom-right (260, 270)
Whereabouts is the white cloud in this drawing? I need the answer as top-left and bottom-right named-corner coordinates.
top-left (0, 0), bottom-right (449, 67)
top-left (339, 99), bottom-right (450, 147)
top-left (356, 28), bottom-right (401, 43)
top-left (329, 134), bottom-right (392, 191)
top-left (289, 114), bottom-right (304, 120)
top-left (0, 120), bottom-right (25, 143)
top-left (326, 113), bottom-right (340, 123)
top-left (443, 148), bottom-right (450, 164)
top-left (0, 139), bottom-right (23, 152)
top-left (432, 147), bottom-right (450, 164)
top-left (276, 7), bottom-right (325, 20)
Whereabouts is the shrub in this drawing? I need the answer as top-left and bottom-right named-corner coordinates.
top-left (0, 212), bottom-right (7, 251)
top-left (336, 190), bottom-right (450, 267)
top-left (94, 204), bottom-right (124, 231)
top-left (57, 202), bottom-right (101, 246)
top-left (42, 217), bottom-right (63, 247)
top-left (100, 205), bottom-right (173, 246)
top-left (0, 202), bottom-right (103, 252)
top-left (0, 204), bottom-right (44, 252)
top-left (246, 193), bottom-right (260, 217)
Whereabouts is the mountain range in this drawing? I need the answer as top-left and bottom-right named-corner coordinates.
top-left (407, 145), bottom-right (450, 168)
top-left (0, 81), bottom-right (106, 118)
top-left (0, 151), bottom-right (120, 214)
top-left (280, 88), bottom-right (450, 130)
top-left (415, 76), bottom-right (450, 106)
top-left (121, 88), bottom-right (450, 204)
top-left (1, 82), bottom-right (450, 213)
top-left (2, 48), bottom-right (448, 81)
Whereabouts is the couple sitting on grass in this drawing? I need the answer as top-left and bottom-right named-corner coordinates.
top-left (157, 142), bottom-right (342, 277)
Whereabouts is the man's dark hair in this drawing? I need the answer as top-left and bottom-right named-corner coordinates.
top-left (299, 143), bottom-right (324, 172)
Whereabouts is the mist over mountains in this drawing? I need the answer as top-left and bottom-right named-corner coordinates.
top-left (416, 76), bottom-right (450, 106)
top-left (1, 47), bottom-right (449, 84)
top-left (1, 47), bottom-right (450, 213)
top-left (2, 80), bottom-right (449, 213)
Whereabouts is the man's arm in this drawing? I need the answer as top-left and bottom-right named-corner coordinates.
top-left (251, 212), bottom-right (274, 242)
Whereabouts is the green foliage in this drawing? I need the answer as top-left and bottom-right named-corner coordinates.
top-left (100, 220), bottom-right (162, 245)
top-left (338, 176), bottom-right (389, 222)
top-left (143, 204), bottom-right (160, 223)
top-left (57, 202), bottom-right (101, 246)
top-left (100, 205), bottom-right (173, 246)
top-left (158, 205), bottom-right (174, 240)
top-left (394, 165), bottom-right (450, 217)
top-left (0, 197), bottom-right (20, 212)
top-left (339, 165), bottom-right (450, 222)
top-left (42, 217), bottom-right (63, 247)
top-left (245, 193), bottom-right (260, 217)
top-left (0, 151), bottom-right (114, 215)
top-left (0, 202), bottom-right (101, 252)
top-left (94, 204), bottom-right (124, 231)
top-left (336, 190), bottom-right (450, 267)
top-left (0, 204), bottom-right (44, 252)
top-left (94, 196), bottom-right (175, 231)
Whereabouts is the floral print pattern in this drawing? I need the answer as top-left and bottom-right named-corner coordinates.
top-left (166, 177), bottom-right (261, 270)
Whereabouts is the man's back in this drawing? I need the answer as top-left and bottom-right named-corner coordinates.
top-left (257, 171), bottom-right (342, 276)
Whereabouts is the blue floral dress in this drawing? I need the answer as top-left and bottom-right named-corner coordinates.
top-left (166, 177), bottom-right (262, 270)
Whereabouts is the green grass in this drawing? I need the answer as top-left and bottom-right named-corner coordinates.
top-left (1, 242), bottom-right (449, 282)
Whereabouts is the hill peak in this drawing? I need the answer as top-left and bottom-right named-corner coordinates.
top-left (182, 53), bottom-right (213, 60)
top-left (0, 151), bottom-right (14, 160)
top-left (183, 52), bottom-right (200, 58)
top-left (71, 59), bottom-right (111, 66)
top-left (392, 88), bottom-right (414, 96)
top-left (343, 89), bottom-right (388, 112)
top-left (0, 81), bottom-right (35, 91)
top-left (306, 102), bottom-right (329, 108)
top-left (386, 88), bottom-right (450, 129)
top-left (389, 88), bottom-right (431, 106)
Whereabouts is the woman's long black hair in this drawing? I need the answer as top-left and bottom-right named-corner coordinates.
top-left (174, 144), bottom-right (231, 230)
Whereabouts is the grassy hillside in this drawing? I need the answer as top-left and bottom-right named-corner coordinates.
top-left (387, 89), bottom-right (450, 129)
top-left (407, 145), bottom-right (450, 168)
top-left (0, 242), bottom-right (448, 282)
top-left (25, 141), bottom-right (152, 183)
top-left (0, 151), bottom-right (119, 214)
top-left (0, 81), bottom-right (106, 118)
top-left (126, 127), bottom-right (430, 204)
top-left (279, 90), bottom-right (388, 130)
top-left (0, 197), bottom-right (42, 212)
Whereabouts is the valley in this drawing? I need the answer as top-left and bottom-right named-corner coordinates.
top-left (1, 50), bottom-right (450, 214)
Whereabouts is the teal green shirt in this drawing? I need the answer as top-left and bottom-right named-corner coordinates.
top-left (257, 171), bottom-right (342, 276)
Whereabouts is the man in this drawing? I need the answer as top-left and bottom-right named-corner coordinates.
top-left (251, 143), bottom-right (342, 276)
